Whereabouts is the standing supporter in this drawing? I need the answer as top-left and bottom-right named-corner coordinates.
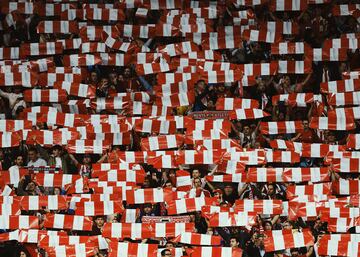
top-left (239, 124), bottom-right (257, 148)
top-left (245, 233), bottom-right (269, 257)
top-left (193, 80), bottom-right (211, 111)
top-left (187, 177), bottom-right (211, 198)
top-left (291, 120), bottom-right (319, 143)
top-left (136, 203), bottom-right (157, 222)
top-left (9, 153), bottom-right (24, 173)
top-left (36, 145), bottom-right (72, 173)
top-left (222, 184), bottom-right (239, 205)
top-left (17, 176), bottom-right (42, 196)
top-left (87, 71), bottom-right (99, 85)
top-left (69, 153), bottom-right (93, 177)
top-left (91, 216), bottom-right (105, 236)
top-left (117, 67), bottom-right (141, 93)
top-left (27, 147), bottom-right (47, 167)
top-left (96, 77), bottom-right (111, 97)
top-left (0, 149), bottom-right (12, 170)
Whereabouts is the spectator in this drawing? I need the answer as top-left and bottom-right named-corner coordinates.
top-left (239, 125), bottom-right (257, 148)
top-left (27, 147), bottom-right (47, 167)
top-left (91, 216), bottom-right (105, 235)
top-left (160, 249), bottom-right (172, 257)
top-left (0, 149), bottom-right (11, 170)
top-left (291, 120), bottom-right (318, 143)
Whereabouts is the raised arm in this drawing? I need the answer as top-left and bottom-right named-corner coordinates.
top-left (68, 153), bottom-right (80, 167)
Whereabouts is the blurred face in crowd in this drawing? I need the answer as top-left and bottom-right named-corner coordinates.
top-left (323, 130), bottom-right (329, 138)
top-left (268, 184), bottom-right (275, 195)
top-left (94, 217), bottom-right (105, 228)
top-left (117, 74), bottom-right (124, 82)
top-left (144, 205), bottom-right (152, 214)
top-left (83, 155), bottom-right (91, 165)
top-left (19, 251), bottom-right (27, 257)
top-left (143, 177), bottom-right (150, 188)
top-left (28, 150), bottom-right (38, 162)
top-left (263, 222), bottom-right (272, 231)
top-left (52, 148), bottom-right (62, 157)
top-left (207, 100), bottom-right (215, 110)
top-left (327, 133), bottom-right (336, 143)
top-left (282, 76), bottom-right (291, 87)
top-left (230, 238), bottom-right (239, 248)
top-left (15, 156), bottom-right (24, 166)
top-left (254, 235), bottom-right (265, 248)
top-left (218, 84), bottom-right (225, 92)
top-left (165, 181), bottom-right (173, 189)
top-left (214, 190), bottom-right (222, 198)
top-left (206, 227), bottom-right (214, 235)
top-left (235, 121), bottom-right (242, 130)
top-left (193, 178), bottom-right (202, 188)
top-left (124, 68), bottom-right (131, 78)
top-left (192, 170), bottom-right (200, 178)
top-left (162, 249), bottom-right (172, 257)
top-left (27, 181), bottom-right (36, 192)
top-left (90, 72), bottom-right (98, 84)
top-left (291, 250), bottom-right (300, 257)
top-left (243, 126), bottom-right (251, 136)
top-left (109, 72), bottom-right (117, 85)
top-left (196, 81), bottom-right (206, 93)
top-left (224, 185), bottom-right (233, 195)
top-left (302, 120), bottom-right (309, 130)
top-left (257, 80), bottom-right (265, 93)
top-left (100, 78), bottom-right (109, 89)
top-left (53, 187), bottom-right (61, 195)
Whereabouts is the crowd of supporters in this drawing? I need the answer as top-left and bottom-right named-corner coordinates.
top-left (0, 0), bottom-right (360, 257)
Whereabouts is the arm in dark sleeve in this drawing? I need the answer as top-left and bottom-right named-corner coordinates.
top-left (35, 143), bottom-right (50, 161)
top-left (251, 184), bottom-right (264, 199)
top-left (215, 227), bottom-right (232, 245)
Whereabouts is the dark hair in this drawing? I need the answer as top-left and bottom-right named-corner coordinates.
top-left (14, 153), bottom-right (23, 159)
top-left (143, 203), bottom-right (152, 209)
top-left (94, 215), bottom-right (105, 221)
top-left (230, 236), bottom-right (239, 243)
top-left (52, 145), bottom-right (62, 152)
top-left (161, 249), bottom-right (171, 256)
top-left (17, 248), bottom-right (31, 257)
top-left (28, 147), bottom-right (38, 154)
top-left (263, 221), bottom-right (272, 228)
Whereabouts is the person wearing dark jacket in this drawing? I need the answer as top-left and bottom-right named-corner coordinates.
top-left (243, 233), bottom-right (275, 257)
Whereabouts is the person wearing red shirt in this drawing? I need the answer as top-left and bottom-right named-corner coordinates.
top-left (291, 120), bottom-right (319, 143)
top-left (117, 67), bottom-right (141, 93)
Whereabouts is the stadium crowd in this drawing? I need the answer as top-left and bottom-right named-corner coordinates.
top-left (0, 0), bottom-right (359, 257)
